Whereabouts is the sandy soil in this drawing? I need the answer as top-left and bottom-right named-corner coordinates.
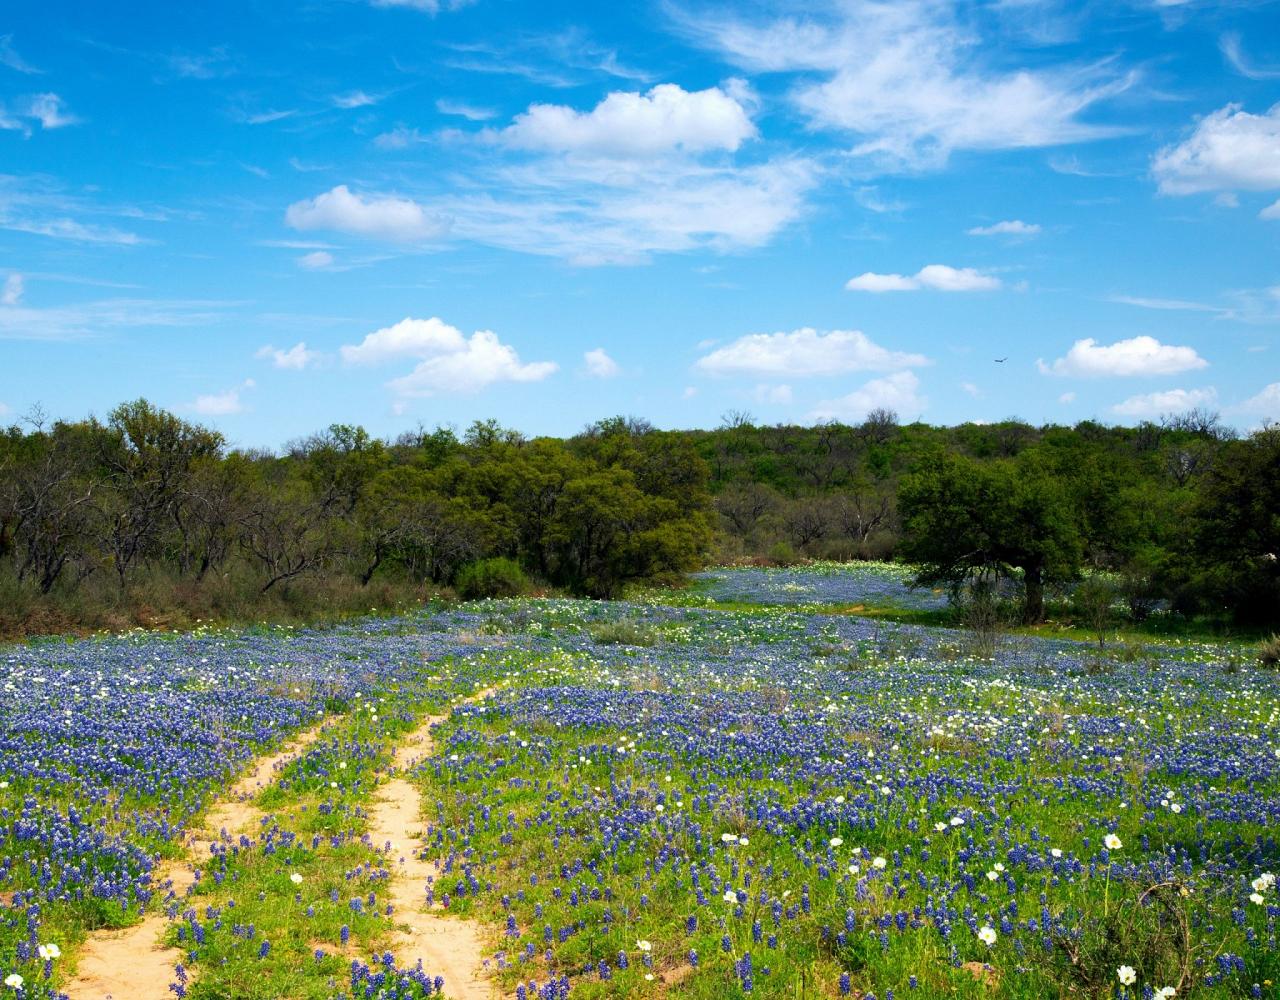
top-left (363, 687), bottom-right (497, 1000)
top-left (63, 719), bottom-right (329, 1000)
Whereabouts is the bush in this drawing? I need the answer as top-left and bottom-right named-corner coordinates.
top-left (590, 619), bottom-right (659, 646)
top-left (1259, 634), bottom-right (1280, 668)
top-left (766, 541), bottom-right (802, 567)
top-left (454, 558), bottom-right (530, 600)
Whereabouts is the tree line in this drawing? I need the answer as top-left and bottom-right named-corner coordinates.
top-left (694, 407), bottom-right (1278, 626)
top-left (0, 404), bottom-right (711, 632)
top-left (1, 400), bottom-right (1276, 633)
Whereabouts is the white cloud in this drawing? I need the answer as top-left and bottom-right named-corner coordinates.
top-left (1261, 198), bottom-right (1280, 221)
top-left (583, 347), bottom-right (620, 378)
top-left (333, 90), bottom-right (378, 109)
top-left (682, 386), bottom-right (698, 399)
top-left (242, 109), bottom-right (295, 125)
top-left (1058, 392), bottom-right (1076, 404)
top-left (437, 157), bottom-right (814, 264)
top-left (1110, 294), bottom-right (1223, 314)
top-left (436, 98), bottom-right (495, 121)
top-left (190, 379), bottom-right (255, 416)
top-left (341, 317), bottom-right (466, 365)
top-left (673, 2), bottom-right (1133, 170)
top-left (845, 264), bottom-right (1000, 292)
top-left (967, 219), bottom-right (1041, 237)
top-left (0, 298), bottom-right (226, 340)
top-left (373, 126), bottom-right (428, 150)
top-left (1, 273), bottom-right (22, 306)
top-left (0, 35), bottom-right (41, 74)
top-left (810, 371), bottom-right (925, 421)
top-left (1112, 386), bottom-right (1217, 417)
top-left (22, 93), bottom-right (77, 129)
top-left (0, 401), bottom-right (10, 418)
top-left (341, 316), bottom-right (557, 395)
top-left (1153, 102), bottom-right (1280, 195)
top-left (1219, 33), bottom-right (1280, 83)
top-left (695, 327), bottom-right (928, 377)
top-left (369, 0), bottom-right (471, 11)
top-left (0, 216), bottom-right (143, 245)
top-left (754, 383), bottom-right (793, 404)
top-left (256, 342), bottom-right (321, 370)
top-left (961, 381), bottom-right (981, 398)
top-left (1039, 336), bottom-right (1208, 377)
top-left (498, 83), bottom-right (757, 159)
top-left (1236, 381), bottom-right (1280, 419)
top-left (285, 186), bottom-right (450, 242)
top-left (297, 251), bottom-right (335, 270)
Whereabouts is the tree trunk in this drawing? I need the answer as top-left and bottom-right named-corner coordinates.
top-left (1023, 564), bottom-right (1045, 624)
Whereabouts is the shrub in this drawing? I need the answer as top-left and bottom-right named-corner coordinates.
top-left (1259, 634), bottom-right (1280, 668)
top-left (766, 541), bottom-right (802, 567)
top-left (590, 620), bottom-right (658, 646)
top-left (454, 558), bottom-right (530, 600)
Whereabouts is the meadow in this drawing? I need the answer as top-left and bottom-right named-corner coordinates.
top-left (1, 563), bottom-right (1277, 999)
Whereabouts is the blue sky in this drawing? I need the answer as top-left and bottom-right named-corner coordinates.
top-left (1, 0), bottom-right (1278, 447)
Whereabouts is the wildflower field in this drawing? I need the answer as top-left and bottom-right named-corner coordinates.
top-left (1, 564), bottom-right (1278, 999)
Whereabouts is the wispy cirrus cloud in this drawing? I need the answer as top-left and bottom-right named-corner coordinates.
top-left (671, 0), bottom-right (1136, 171)
top-left (0, 35), bottom-right (41, 74)
top-left (0, 297), bottom-right (229, 340)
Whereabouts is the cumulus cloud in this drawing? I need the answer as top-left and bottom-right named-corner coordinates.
top-left (498, 83), bottom-right (757, 159)
top-left (673, 2), bottom-right (1134, 170)
top-left (582, 347), bottom-right (620, 378)
top-left (256, 342), bottom-right (321, 370)
top-left (341, 316), bottom-right (556, 395)
top-left (190, 379), bottom-right (255, 416)
top-left (1153, 102), bottom-right (1280, 195)
top-left (1039, 336), bottom-right (1208, 377)
top-left (1, 273), bottom-right (22, 306)
top-left (285, 185), bottom-right (450, 242)
top-left (810, 371), bottom-right (924, 421)
top-left (1112, 386), bottom-right (1217, 417)
top-left (967, 219), bottom-right (1041, 237)
top-left (1236, 381), bottom-right (1280, 420)
top-left (695, 328), bottom-right (928, 377)
top-left (845, 264), bottom-right (1001, 292)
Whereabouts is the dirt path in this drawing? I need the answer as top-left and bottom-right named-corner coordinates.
top-left (63, 719), bottom-right (330, 1000)
top-left (365, 687), bottom-right (497, 1000)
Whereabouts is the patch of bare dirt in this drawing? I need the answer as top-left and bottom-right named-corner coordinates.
top-left (362, 687), bottom-right (498, 1000)
top-left (63, 721), bottom-right (328, 1000)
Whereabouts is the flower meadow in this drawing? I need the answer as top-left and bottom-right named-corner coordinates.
top-left (1, 565), bottom-right (1279, 998)
top-left (688, 562), bottom-right (951, 611)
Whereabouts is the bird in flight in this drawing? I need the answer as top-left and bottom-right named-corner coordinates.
top-left (994, 357), bottom-right (1007, 363)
